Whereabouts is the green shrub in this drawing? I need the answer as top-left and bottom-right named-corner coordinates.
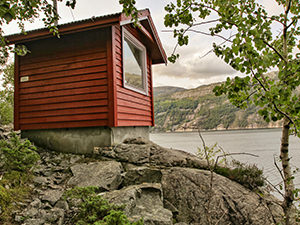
top-left (65, 187), bottom-right (144, 225)
top-left (198, 141), bottom-right (264, 190)
top-left (0, 64), bottom-right (14, 125)
top-left (0, 101), bottom-right (13, 125)
top-left (95, 210), bottom-right (142, 225)
top-left (0, 133), bottom-right (39, 223)
top-left (64, 186), bottom-right (100, 200)
top-left (0, 133), bottom-right (40, 172)
top-left (0, 185), bottom-right (11, 210)
top-left (215, 160), bottom-right (265, 190)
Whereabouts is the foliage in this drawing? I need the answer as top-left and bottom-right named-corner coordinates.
top-left (296, 209), bottom-right (300, 223)
top-left (215, 160), bottom-right (265, 190)
top-left (64, 186), bottom-right (100, 200)
top-left (0, 63), bottom-right (13, 124)
top-left (64, 187), bottom-right (144, 225)
top-left (0, 0), bottom-right (76, 64)
top-left (161, 0), bottom-right (300, 136)
top-left (0, 133), bottom-right (39, 223)
top-left (0, 171), bottom-right (31, 223)
top-left (198, 141), bottom-right (264, 190)
top-left (0, 132), bottom-right (39, 172)
top-left (1, 64), bottom-right (13, 103)
top-left (197, 142), bottom-right (226, 166)
top-left (119, 0), bottom-right (139, 26)
top-left (197, 99), bottom-right (239, 129)
top-left (154, 91), bottom-right (265, 131)
top-left (0, 63), bottom-right (14, 125)
top-left (154, 96), bottom-right (200, 130)
top-left (0, 101), bottom-right (13, 125)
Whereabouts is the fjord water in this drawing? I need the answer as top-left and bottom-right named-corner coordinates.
top-left (150, 129), bottom-right (300, 188)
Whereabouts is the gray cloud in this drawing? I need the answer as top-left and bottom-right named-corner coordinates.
top-left (187, 54), bottom-right (237, 78)
top-left (153, 41), bottom-right (238, 83)
top-left (261, 0), bottom-right (282, 16)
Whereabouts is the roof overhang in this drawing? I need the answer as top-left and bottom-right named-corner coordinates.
top-left (120, 10), bottom-right (167, 65)
top-left (5, 9), bottom-right (167, 65)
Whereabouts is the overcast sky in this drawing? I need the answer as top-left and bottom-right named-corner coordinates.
top-left (3, 0), bottom-right (282, 88)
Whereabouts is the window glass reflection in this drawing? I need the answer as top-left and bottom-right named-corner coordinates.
top-left (124, 37), bottom-right (144, 90)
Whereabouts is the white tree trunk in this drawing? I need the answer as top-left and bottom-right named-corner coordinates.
top-left (280, 117), bottom-right (295, 224)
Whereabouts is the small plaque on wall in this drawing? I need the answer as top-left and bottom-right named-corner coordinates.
top-left (20, 76), bottom-right (29, 82)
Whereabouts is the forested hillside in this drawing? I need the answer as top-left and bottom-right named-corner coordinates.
top-left (153, 83), bottom-right (281, 132)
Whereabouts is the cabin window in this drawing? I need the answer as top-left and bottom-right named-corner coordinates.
top-left (122, 28), bottom-right (148, 95)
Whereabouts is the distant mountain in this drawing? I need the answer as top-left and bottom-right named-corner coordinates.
top-left (153, 86), bottom-right (186, 97)
top-left (153, 81), bottom-right (281, 132)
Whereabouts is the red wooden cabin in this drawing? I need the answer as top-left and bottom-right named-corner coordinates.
top-left (6, 9), bottom-right (166, 153)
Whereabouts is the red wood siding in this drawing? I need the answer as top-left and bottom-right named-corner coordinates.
top-left (113, 25), bottom-right (154, 127)
top-left (15, 29), bottom-right (109, 130)
top-left (107, 26), bottom-right (118, 127)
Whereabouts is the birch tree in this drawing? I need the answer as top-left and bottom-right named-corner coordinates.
top-left (120, 0), bottom-right (300, 223)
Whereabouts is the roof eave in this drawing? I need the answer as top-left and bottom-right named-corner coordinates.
top-left (5, 14), bottom-right (120, 45)
top-left (119, 9), bottom-right (167, 65)
top-left (6, 9), bottom-right (167, 65)
top-left (145, 16), bottom-right (167, 65)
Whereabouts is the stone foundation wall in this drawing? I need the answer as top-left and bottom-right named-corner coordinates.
top-left (21, 126), bottom-right (149, 154)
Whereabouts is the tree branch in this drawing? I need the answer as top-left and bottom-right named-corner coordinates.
top-left (286, 18), bottom-right (297, 30)
top-left (199, 33), bottom-right (236, 59)
top-left (193, 19), bottom-right (220, 26)
top-left (267, 16), bottom-right (285, 26)
top-left (249, 66), bottom-right (269, 92)
top-left (188, 29), bottom-right (234, 43)
top-left (274, 155), bottom-right (285, 183)
top-left (249, 65), bottom-right (297, 133)
top-left (214, 152), bottom-right (258, 170)
top-left (262, 40), bottom-right (287, 63)
top-left (285, 0), bottom-right (292, 16)
top-left (264, 178), bottom-right (285, 198)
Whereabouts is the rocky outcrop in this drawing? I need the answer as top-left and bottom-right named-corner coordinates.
top-left (162, 167), bottom-right (283, 224)
top-left (68, 161), bottom-right (123, 190)
top-left (1, 135), bottom-right (284, 225)
top-left (103, 183), bottom-right (173, 225)
top-left (100, 138), bottom-right (208, 169)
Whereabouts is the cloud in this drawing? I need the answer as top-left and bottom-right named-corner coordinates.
top-left (153, 72), bottom-right (238, 88)
top-left (153, 40), bottom-right (238, 86)
top-left (187, 54), bottom-right (237, 78)
top-left (260, 0), bottom-right (282, 16)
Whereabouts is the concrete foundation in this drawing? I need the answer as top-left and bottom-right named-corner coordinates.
top-left (21, 126), bottom-right (149, 154)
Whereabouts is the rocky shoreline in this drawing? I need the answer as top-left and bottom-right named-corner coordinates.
top-left (0, 126), bottom-right (285, 225)
top-left (151, 126), bottom-right (282, 134)
top-left (151, 122), bottom-right (283, 133)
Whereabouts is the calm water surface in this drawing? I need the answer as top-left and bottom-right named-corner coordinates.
top-left (150, 129), bottom-right (300, 188)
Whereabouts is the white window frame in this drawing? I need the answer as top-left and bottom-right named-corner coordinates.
top-left (122, 27), bottom-right (148, 95)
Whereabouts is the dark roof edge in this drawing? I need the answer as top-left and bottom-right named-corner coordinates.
top-left (6, 9), bottom-right (167, 64)
top-left (5, 12), bottom-right (122, 44)
top-left (119, 9), bottom-right (167, 64)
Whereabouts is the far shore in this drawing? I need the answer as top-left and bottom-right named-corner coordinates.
top-left (150, 127), bottom-right (282, 134)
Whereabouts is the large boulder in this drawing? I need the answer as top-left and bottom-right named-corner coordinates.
top-left (161, 167), bottom-right (284, 225)
top-left (122, 164), bottom-right (163, 186)
top-left (100, 138), bottom-right (208, 169)
top-left (102, 183), bottom-right (173, 225)
top-left (68, 161), bottom-right (123, 191)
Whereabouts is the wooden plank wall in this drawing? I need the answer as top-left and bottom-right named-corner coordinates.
top-left (114, 25), bottom-right (154, 127)
top-left (16, 28), bottom-right (109, 130)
